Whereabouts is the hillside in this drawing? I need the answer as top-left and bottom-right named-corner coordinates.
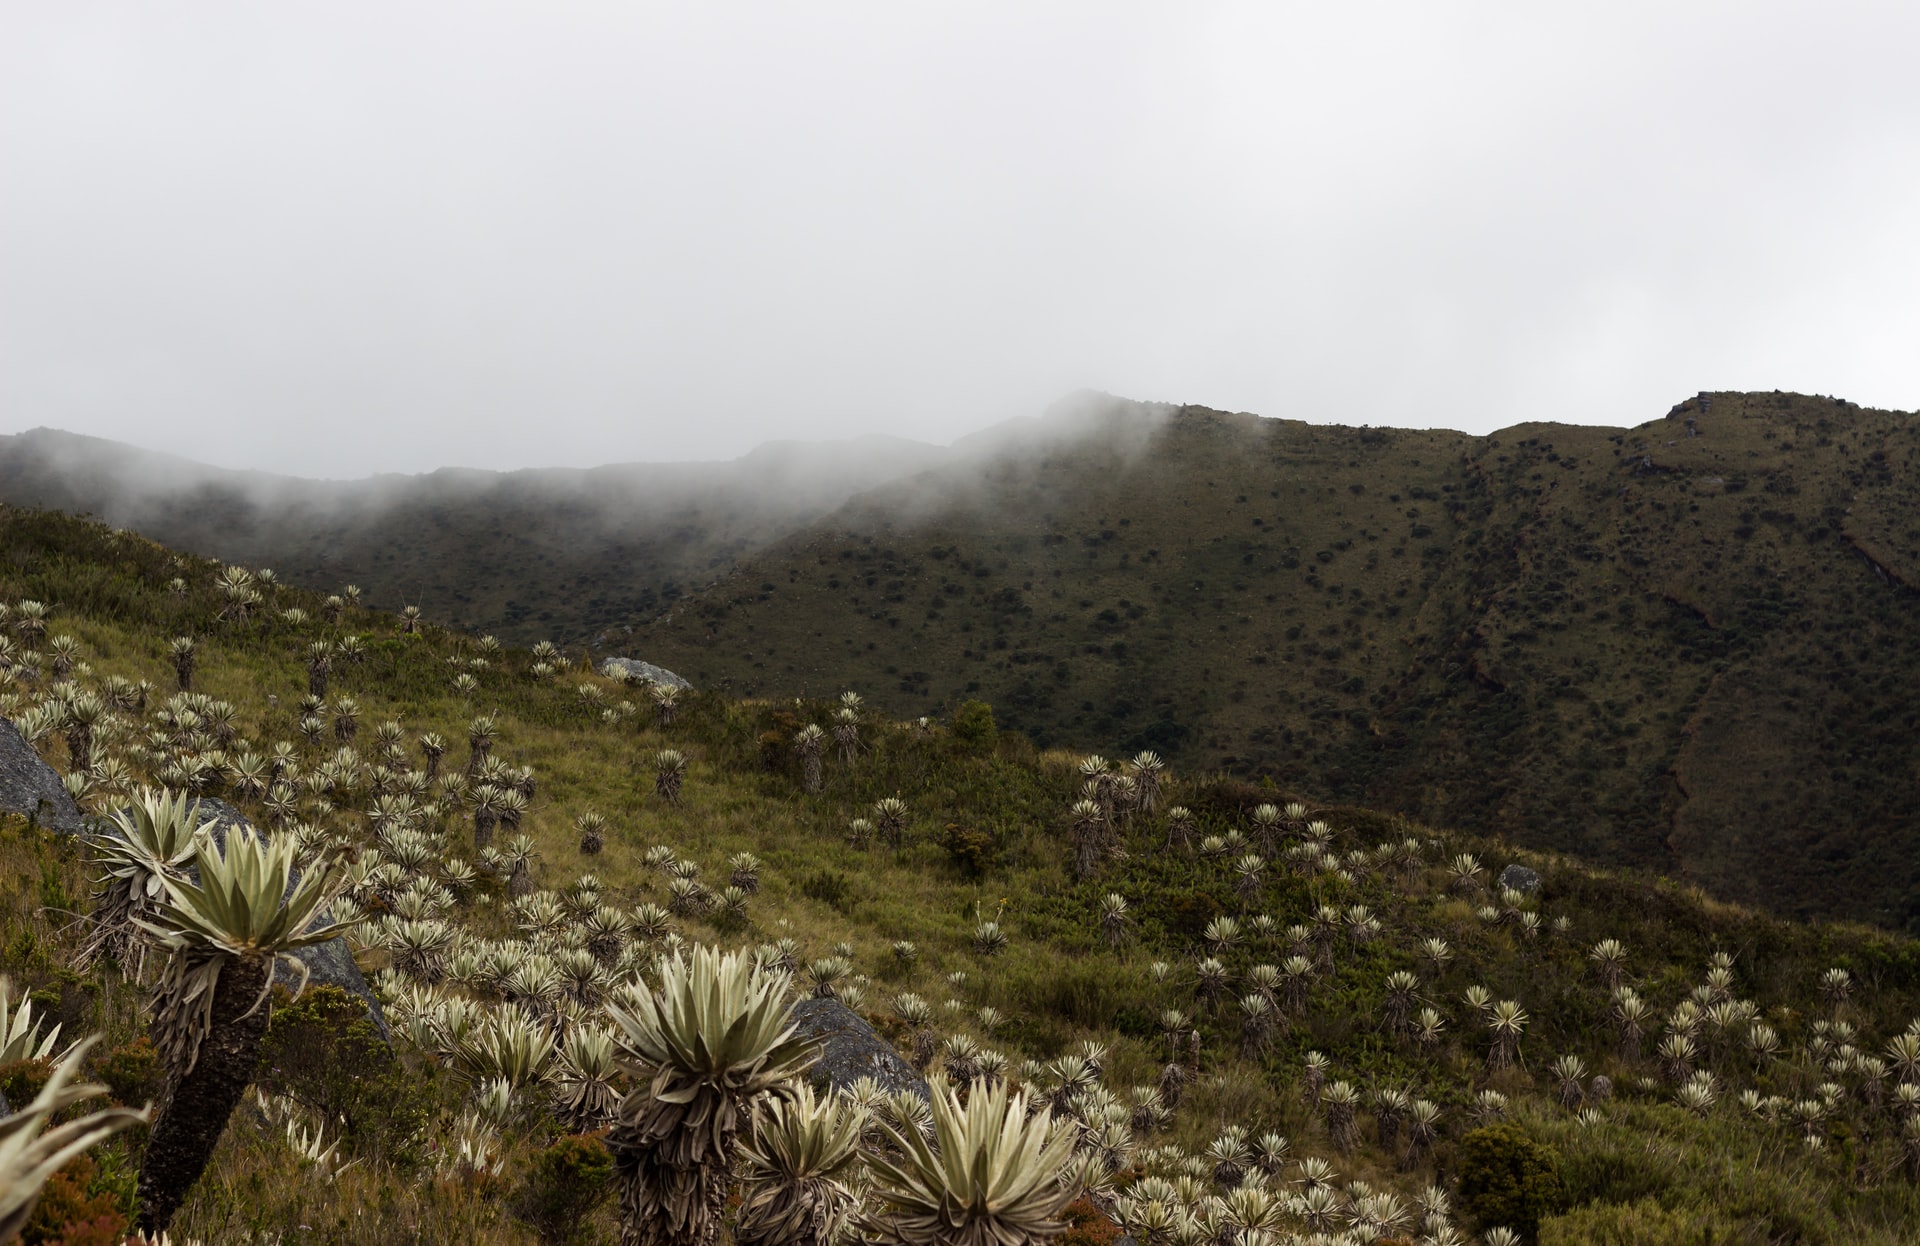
top-left (0, 426), bottom-right (948, 642)
top-left (637, 392), bottom-right (1920, 933)
top-left (0, 505), bottom-right (1918, 1244)
top-left (6, 390), bottom-right (1918, 933)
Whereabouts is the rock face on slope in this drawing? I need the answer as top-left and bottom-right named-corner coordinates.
top-left (787, 997), bottom-right (928, 1099)
top-left (599, 657), bottom-right (694, 690)
top-left (1499, 864), bottom-right (1543, 896)
top-left (0, 717), bottom-right (86, 834)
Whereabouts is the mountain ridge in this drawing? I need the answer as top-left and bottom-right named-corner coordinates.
top-left (633, 391), bottom-right (1920, 931)
top-left (3, 390), bottom-right (1916, 930)
top-left (0, 422), bottom-right (958, 638)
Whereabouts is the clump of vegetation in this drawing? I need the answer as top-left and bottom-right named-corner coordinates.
top-left (1456, 1122), bottom-right (1564, 1239)
top-left (935, 823), bottom-right (996, 878)
top-left (514, 1134), bottom-right (614, 1246)
top-left (949, 699), bottom-right (997, 752)
top-left (0, 1032), bottom-right (148, 1243)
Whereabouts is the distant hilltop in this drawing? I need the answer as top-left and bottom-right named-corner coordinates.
top-left (3, 389), bottom-right (1918, 930)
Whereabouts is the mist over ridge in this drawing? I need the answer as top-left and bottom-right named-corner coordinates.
top-left (5, 387), bottom-right (1919, 931)
top-left (0, 391), bottom-right (1173, 638)
top-left (635, 388), bottom-right (1920, 933)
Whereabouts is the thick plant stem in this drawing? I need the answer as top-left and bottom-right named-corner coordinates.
top-left (615, 1149), bottom-right (734, 1246)
top-left (137, 956), bottom-right (273, 1235)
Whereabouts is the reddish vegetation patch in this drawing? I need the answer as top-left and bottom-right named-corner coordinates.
top-left (22, 1153), bottom-right (127, 1246)
top-left (43, 1216), bottom-right (132, 1246)
top-left (0, 1056), bottom-right (53, 1108)
top-left (1057, 1197), bottom-right (1123, 1246)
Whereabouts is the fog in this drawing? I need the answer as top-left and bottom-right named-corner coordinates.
top-left (4, 3), bottom-right (1917, 478)
top-left (0, 392), bottom-right (1157, 540)
top-left (0, 424), bottom-right (951, 534)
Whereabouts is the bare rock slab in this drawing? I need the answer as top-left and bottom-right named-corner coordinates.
top-left (1499, 863), bottom-right (1542, 895)
top-left (0, 716), bottom-right (85, 834)
top-left (788, 997), bottom-right (928, 1100)
top-left (598, 657), bottom-right (694, 690)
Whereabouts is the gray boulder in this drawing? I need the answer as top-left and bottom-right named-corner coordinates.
top-left (1498, 863), bottom-right (1542, 896)
top-left (186, 796), bottom-right (275, 854)
top-left (183, 799), bottom-right (389, 1040)
top-left (0, 716), bottom-right (86, 834)
top-left (788, 997), bottom-right (928, 1100)
top-left (599, 657), bottom-right (694, 691)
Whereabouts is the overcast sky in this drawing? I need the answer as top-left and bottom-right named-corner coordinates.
top-left (3, 3), bottom-right (1917, 478)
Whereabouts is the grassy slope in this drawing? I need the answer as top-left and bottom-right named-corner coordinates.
top-left (0, 506), bottom-right (1917, 1242)
top-left (636, 392), bottom-right (1920, 931)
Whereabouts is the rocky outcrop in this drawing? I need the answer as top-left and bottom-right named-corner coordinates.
top-left (1498, 863), bottom-right (1542, 896)
top-left (788, 997), bottom-right (927, 1100)
top-left (0, 716), bottom-right (86, 834)
top-left (599, 657), bottom-right (693, 690)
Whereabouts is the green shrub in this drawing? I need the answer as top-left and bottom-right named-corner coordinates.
top-left (1163, 888), bottom-right (1226, 941)
top-left (255, 985), bottom-right (435, 1166)
top-left (951, 699), bottom-right (998, 750)
top-left (1552, 1121), bottom-right (1676, 1210)
top-left (515, 1133), bottom-right (614, 1245)
top-left (936, 822), bottom-right (998, 878)
top-left (989, 957), bottom-right (1134, 1044)
top-left (1457, 1123), bottom-right (1565, 1242)
top-left (89, 1036), bottom-right (161, 1108)
top-left (800, 869), bottom-right (853, 914)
